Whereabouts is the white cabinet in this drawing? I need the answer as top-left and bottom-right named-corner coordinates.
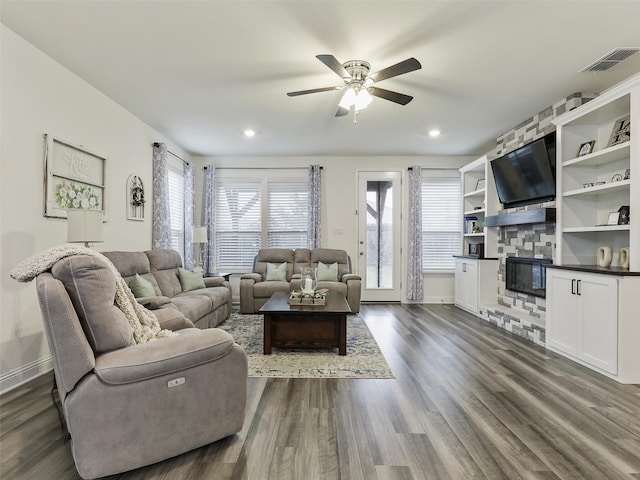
top-left (553, 73), bottom-right (639, 271)
top-left (546, 269), bottom-right (618, 374)
top-left (546, 266), bottom-right (640, 383)
top-left (454, 257), bottom-right (498, 315)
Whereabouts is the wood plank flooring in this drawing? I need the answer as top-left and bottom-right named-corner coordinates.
top-left (1, 303), bottom-right (639, 479)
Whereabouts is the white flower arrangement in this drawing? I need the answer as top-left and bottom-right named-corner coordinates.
top-left (56, 183), bottom-right (100, 210)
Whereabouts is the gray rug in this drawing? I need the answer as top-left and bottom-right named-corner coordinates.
top-left (217, 312), bottom-right (395, 379)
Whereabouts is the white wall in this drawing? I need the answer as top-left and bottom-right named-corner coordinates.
top-left (193, 155), bottom-right (473, 303)
top-left (0, 25), bottom-right (190, 393)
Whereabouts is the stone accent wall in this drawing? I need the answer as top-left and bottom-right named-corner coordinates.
top-left (480, 92), bottom-right (596, 346)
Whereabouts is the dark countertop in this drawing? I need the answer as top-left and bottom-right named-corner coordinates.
top-left (545, 264), bottom-right (640, 276)
top-left (453, 255), bottom-right (499, 261)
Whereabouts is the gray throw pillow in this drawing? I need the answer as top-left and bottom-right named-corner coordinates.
top-left (129, 273), bottom-right (156, 298)
top-left (316, 261), bottom-right (338, 281)
top-left (265, 262), bottom-right (287, 281)
top-left (177, 267), bottom-right (206, 292)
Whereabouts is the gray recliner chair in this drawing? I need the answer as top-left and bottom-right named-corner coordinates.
top-left (35, 254), bottom-right (248, 479)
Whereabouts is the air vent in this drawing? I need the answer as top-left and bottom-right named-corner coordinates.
top-left (580, 48), bottom-right (639, 72)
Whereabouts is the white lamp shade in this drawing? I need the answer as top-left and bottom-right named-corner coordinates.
top-left (193, 226), bottom-right (208, 243)
top-left (67, 210), bottom-right (104, 244)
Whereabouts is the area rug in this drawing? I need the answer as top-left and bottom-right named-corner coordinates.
top-left (217, 312), bottom-right (394, 379)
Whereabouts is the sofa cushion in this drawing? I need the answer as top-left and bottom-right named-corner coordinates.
top-left (170, 294), bottom-right (213, 322)
top-left (130, 274), bottom-right (156, 298)
top-left (52, 256), bottom-right (135, 354)
top-left (265, 262), bottom-right (287, 281)
top-left (311, 248), bottom-right (350, 278)
top-left (254, 249), bottom-right (294, 281)
top-left (178, 267), bottom-right (206, 292)
top-left (146, 250), bottom-right (184, 297)
top-left (94, 328), bottom-right (234, 385)
top-left (316, 261), bottom-right (338, 281)
top-left (253, 280), bottom-right (290, 299)
top-left (103, 251), bottom-right (162, 296)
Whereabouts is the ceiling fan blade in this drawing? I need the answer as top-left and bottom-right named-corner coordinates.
top-left (287, 86), bottom-right (339, 97)
top-left (335, 106), bottom-right (349, 117)
top-left (368, 57), bottom-right (422, 83)
top-left (370, 87), bottom-right (414, 105)
top-left (316, 54), bottom-right (350, 79)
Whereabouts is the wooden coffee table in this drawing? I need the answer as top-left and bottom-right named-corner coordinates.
top-left (259, 291), bottom-right (351, 355)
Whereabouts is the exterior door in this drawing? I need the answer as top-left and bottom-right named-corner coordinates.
top-left (357, 171), bottom-right (402, 302)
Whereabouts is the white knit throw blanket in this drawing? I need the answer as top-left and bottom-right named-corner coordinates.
top-left (10, 244), bottom-right (176, 344)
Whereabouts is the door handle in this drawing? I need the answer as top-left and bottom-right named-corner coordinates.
top-left (571, 278), bottom-right (576, 295)
top-left (359, 252), bottom-right (364, 256)
top-left (576, 279), bottom-right (581, 296)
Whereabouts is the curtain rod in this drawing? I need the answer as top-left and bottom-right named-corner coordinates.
top-left (152, 142), bottom-right (188, 164)
top-left (408, 166), bottom-right (461, 171)
top-left (204, 165), bottom-right (323, 170)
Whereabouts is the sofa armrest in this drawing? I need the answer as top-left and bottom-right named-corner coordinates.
top-left (341, 273), bottom-right (361, 283)
top-left (240, 272), bottom-right (263, 283)
top-left (94, 328), bottom-right (237, 385)
top-left (136, 295), bottom-right (172, 309)
top-left (203, 276), bottom-right (227, 288)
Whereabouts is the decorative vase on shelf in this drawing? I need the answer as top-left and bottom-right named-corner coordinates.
top-left (300, 267), bottom-right (316, 295)
top-left (619, 247), bottom-right (630, 269)
top-left (597, 246), bottom-right (613, 267)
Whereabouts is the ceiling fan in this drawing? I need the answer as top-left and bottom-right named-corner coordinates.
top-left (287, 54), bottom-right (422, 117)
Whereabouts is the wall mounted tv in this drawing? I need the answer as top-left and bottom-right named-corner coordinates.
top-left (490, 132), bottom-right (556, 208)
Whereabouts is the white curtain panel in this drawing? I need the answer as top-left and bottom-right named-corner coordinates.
top-left (183, 161), bottom-right (195, 270)
top-left (407, 166), bottom-right (424, 301)
top-left (307, 164), bottom-right (322, 248)
top-left (152, 143), bottom-right (172, 249)
top-left (202, 165), bottom-right (215, 275)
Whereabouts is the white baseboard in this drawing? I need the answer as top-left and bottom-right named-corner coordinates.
top-left (0, 356), bottom-right (52, 396)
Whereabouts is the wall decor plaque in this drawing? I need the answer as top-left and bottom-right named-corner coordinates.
top-left (44, 134), bottom-right (106, 219)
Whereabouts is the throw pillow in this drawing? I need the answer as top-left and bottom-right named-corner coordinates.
top-left (316, 261), bottom-right (338, 281)
top-left (129, 273), bottom-right (156, 298)
top-left (177, 267), bottom-right (206, 292)
top-left (265, 262), bottom-right (287, 281)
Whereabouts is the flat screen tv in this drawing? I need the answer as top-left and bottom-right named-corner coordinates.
top-left (490, 132), bottom-right (556, 208)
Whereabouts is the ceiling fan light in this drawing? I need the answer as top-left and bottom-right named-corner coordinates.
top-left (339, 87), bottom-right (356, 108)
top-left (355, 89), bottom-right (372, 110)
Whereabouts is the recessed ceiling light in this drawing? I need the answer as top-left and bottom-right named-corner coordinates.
top-left (244, 129), bottom-right (256, 138)
top-left (428, 129), bottom-right (441, 137)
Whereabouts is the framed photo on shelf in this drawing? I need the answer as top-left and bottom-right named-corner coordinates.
top-left (577, 141), bottom-right (595, 157)
top-left (617, 205), bottom-right (630, 225)
top-left (607, 212), bottom-right (620, 225)
top-left (607, 115), bottom-right (630, 147)
top-left (475, 179), bottom-right (485, 191)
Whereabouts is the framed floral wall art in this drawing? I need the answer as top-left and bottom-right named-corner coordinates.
top-left (43, 134), bottom-right (106, 219)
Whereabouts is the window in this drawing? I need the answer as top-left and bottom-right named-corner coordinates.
top-left (421, 176), bottom-right (462, 270)
top-left (268, 180), bottom-right (308, 248)
top-left (167, 155), bottom-right (185, 258)
top-left (215, 171), bottom-right (308, 270)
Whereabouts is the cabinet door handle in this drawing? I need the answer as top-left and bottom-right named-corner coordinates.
top-left (576, 279), bottom-right (581, 296)
top-left (571, 278), bottom-right (576, 295)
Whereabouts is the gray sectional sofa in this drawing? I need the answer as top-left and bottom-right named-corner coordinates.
top-left (103, 249), bottom-right (232, 328)
top-left (239, 247), bottom-right (361, 314)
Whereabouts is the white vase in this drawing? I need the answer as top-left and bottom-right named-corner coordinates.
top-left (597, 246), bottom-right (613, 267)
top-left (619, 247), bottom-right (630, 269)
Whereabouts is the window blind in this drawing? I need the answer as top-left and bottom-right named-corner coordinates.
top-left (215, 180), bottom-right (262, 270)
top-left (267, 180), bottom-right (308, 248)
top-left (167, 163), bottom-right (185, 259)
top-left (422, 177), bottom-right (462, 270)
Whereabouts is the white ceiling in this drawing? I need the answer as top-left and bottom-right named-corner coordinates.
top-left (2, 0), bottom-right (640, 158)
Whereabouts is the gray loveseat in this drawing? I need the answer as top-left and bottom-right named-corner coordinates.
top-left (35, 254), bottom-right (247, 479)
top-left (239, 248), bottom-right (361, 313)
top-left (103, 249), bottom-right (231, 328)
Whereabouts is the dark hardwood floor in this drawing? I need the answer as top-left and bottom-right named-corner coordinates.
top-left (2, 303), bottom-right (639, 479)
